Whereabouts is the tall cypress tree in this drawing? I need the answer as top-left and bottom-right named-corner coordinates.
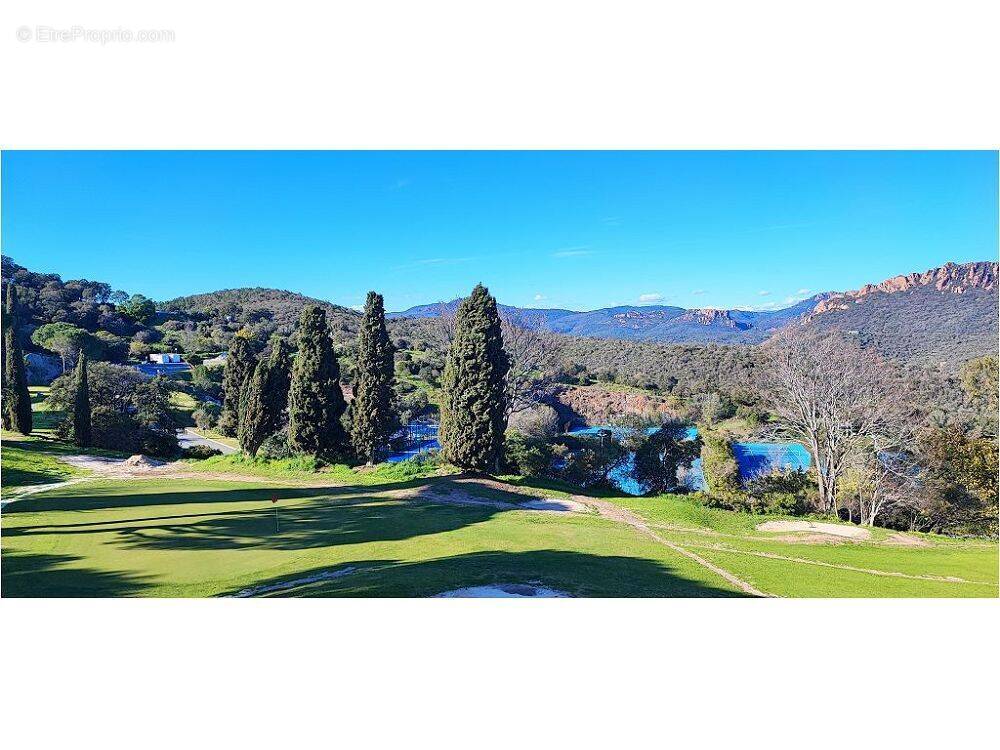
top-left (2, 282), bottom-right (33, 435)
top-left (218, 334), bottom-right (256, 436)
top-left (238, 337), bottom-right (292, 456)
top-left (351, 291), bottom-right (396, 464)
top-left (264, 337), bottom-right (292, 419)
top-left (439, 284), bottom-right (509, 472)
top-left (73, 351), bottom-right (92, 447)
top-left (1, 282), bottom-right (12, 430)
top-left (288, 305), bottom-right (348, 458)
top-left (238, 360), bottom-right (270, 456)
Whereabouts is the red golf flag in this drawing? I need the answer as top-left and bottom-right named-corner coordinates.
top-left (271, 496), bottom-right (278, 504)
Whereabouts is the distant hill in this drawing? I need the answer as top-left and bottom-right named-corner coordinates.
top-left (391, 261), bottom-right (999, 365)
top-left (160, 287), bottom-right (361, 344)
top-left (800, 261), bottom-right (998, 366)
top-left (391, 294), bottom-right (831, 343)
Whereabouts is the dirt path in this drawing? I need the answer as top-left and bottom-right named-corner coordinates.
top-left (579, 495), bottom-right (769, 597)
top-left (1, 476), bottom-right (95, 509)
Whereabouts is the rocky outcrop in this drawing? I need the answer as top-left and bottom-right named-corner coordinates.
top-left (674, 308), bottom-right (752, 330)
top-left (811, 261), bottom-right (998, 315)
top-left (548, 385), bottom-right (682, 427)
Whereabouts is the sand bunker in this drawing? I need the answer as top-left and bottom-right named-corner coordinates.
top-left (434, 583), bottom-right (570, 598)
top-left (756, 520), bottom-right (870, 540)
top-left (519, 497), bottom-right (588, 512)
top-left (233, 567), bottom-right (358, 597)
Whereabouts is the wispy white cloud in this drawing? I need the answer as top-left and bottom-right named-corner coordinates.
top-left (758, 290), bottom-right (771, 297)
top-left (601, 216), bottom-right (621, 226)
top-left (533, 293), bottom-right (547, 302)
top-left (552, 247), bottom-right (594, 258)
top-left (751, 300), bottom-right (783, 311)
top-left (691, 289), bottom-right (707, 296)
top-left (638, 293), bottom-right (663, 304)
top-left (796, 288), bottom-right (811, 295)
top-left (388, 178), bottom-right (412, 190)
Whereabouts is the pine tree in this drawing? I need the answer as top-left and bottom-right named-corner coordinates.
top-left (218, 333), bottom-right (256, 436)
top-left (351, 291), bottom-right (396, 464)
top-left (288, 305), bottom-right (348, 458)
top-left (73, 351), bottom-right (92, 447)
top-left (2, 282), bottom-right (33, 435)
top-left (439, 284), bottom-right (509, 472)
top-left (238, 337), bottom-right (292, 456)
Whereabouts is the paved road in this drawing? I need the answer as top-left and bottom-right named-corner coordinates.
top-left (177, 429), bottom-right (237, 455)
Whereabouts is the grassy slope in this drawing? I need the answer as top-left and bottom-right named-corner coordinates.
top-left (612, 495), bottom-right (998, 597)
top-left (1, 437), bottom-right (81, 488)
top-left (1, 476), bottom-right (742, 598)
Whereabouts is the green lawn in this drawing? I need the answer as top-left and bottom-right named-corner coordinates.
top-left (1, 475), bottom-right (744, 597)
top-left (2, 431), bottom-right (997, 598)
top-left (0, 436), bottom-right (81, 488)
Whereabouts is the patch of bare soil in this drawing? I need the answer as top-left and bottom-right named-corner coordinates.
top-left (58, 455), bottom-right (290, 484)
top-left (884, 532), bottom-right (931, 547)
top-left (61, 455), bottom-right (174, 477)
top-left (122, 454), bottom-right (166, 469)
top-left (756, 520), bottom-right (870, 540)
top-left (434, 583), bottom-right (570, 598)
top-left (392, 480), bottom-right (587, 513)
top-left (758, 533), bottom-right (852, 545)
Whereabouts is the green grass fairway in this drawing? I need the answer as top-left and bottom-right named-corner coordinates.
top-left (1, 476), bottom-right (745, 597)
top-left (2, 433), bottom-right (997, 598)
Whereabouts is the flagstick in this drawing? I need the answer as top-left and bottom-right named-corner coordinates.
top-left (274, 504), bottom-right (279, 533)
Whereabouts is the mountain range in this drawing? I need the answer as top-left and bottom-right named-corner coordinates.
top-left (390, 261), bottom-right (999, 360)
top-left (390, 293), bottom-right (832, 343)
top-left (7, 254), bottom-right (993, 369)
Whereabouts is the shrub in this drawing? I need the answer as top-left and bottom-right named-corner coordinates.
top-left (689, 392), bottom-right (736, 424)
top-left (508, 404), bottom-right (560, 439)
top-left (503, 431), bottom-right (552, 476)
top-left (259, 428), bottom-right (295, 460)
top-left (192, 403), bottom-right (221, 429)
top-left (181, 445), bottom-right (222, 460)
top-left (735, 404), bottom-right (763, 429)
top-left (762, 492), bottom-right (806, 515)
top-left (555, 434), bottom-right (627, 489)
top-left (700, 431), bottom-right (741, 495)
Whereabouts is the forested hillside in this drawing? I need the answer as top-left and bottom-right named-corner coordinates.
top-left (803, 281), bottom-right (998, 366)
top-left (160, 288), bottom-right (361, 348)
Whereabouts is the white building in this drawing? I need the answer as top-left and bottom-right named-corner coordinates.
top-left (149, 353), bottom-right (183, 364)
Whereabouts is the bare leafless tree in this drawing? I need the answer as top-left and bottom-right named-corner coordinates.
top-left (755, 331), bottom-right (910, 514)
top-left (500, 310), bottom-right (560, 419)
top-left (432, 301), bottom-right (457, 346)
top-left (844, 438), bottom-right (919, 526)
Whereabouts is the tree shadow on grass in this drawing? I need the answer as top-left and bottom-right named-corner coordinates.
top-left (1, 551), bottom-right (152, 597)
top-left (4, 476), bottom-right (438, 514)
top-left (219, 550), bottom-right (748, 598)
top-left (5, 482), bottom-right (509, 552)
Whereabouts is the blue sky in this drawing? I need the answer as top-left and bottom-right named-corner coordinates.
top-left (2, 151), bottom-right (996, 312)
